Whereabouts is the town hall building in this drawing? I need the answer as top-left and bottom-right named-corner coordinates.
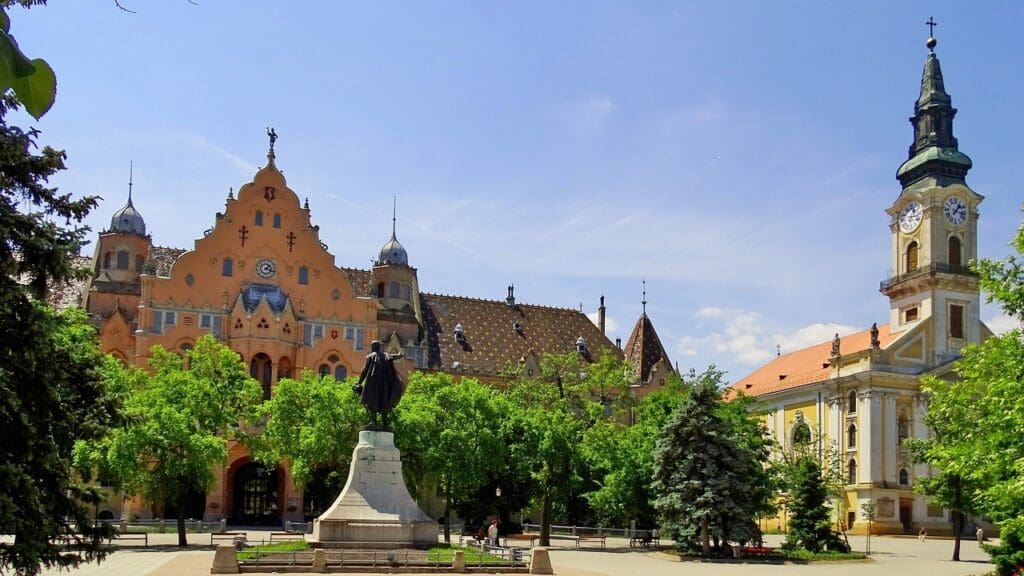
top-left (73, 136), bottom-right (674, 524)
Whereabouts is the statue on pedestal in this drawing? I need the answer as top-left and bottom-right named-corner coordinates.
top-left (352, 340), bottom-right (404, 431)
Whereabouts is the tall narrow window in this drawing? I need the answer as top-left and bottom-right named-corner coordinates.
top-left (950, 304), bottom-right (964, 339)
top-left (135, 254), bottom-right (145, 272)
top-left (319, 364), bottom-right (330, 377)
top-left (899, 468), bottom-right (909, 486)
top-left (905, 241), bottom-right (919, 273)
top-left (298, 266), bottom-right (309, 285)
top-left (948, 236), bottom-right (962, 271)
top-left (847, 459), bottom-right (858, 485)
top-left (255, 210), bottom-right (264, 226)
top-left (103, 252), bottom-right (112, 268)
top-left (222, 258), bottom-right (233, 277)
top-left (272, 213), bottom-right (281, 228)
top-left (848, 390), bottom-right (857, 414)
top-left (847, 423), bottom-right (857, 449)
top-left (117, 250), bottom-right (130, 269)
top-left (376, 283), bottom-right (385, 298)
top-left (389, 281), bottom-right (400, 298)
top-left (334, 365), bottom-right (347, 381)
top-left (898, 414), bottom-right (910, 443)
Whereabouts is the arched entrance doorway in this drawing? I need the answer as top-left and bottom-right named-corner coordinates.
top-left (250, 353), bottom-right (273, 400)
top-left (231, 462), bottom-right (282, 525)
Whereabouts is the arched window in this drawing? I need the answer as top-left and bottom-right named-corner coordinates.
top-left (277, 357), bottom-right (292, 381)
top-left (103, 252), bottom-right (112, 269)
top-left (848, 390), bottom-right (857, 414)
top-left (249, 353), bottom-right (273, 400)
top-left (847, 423), bottom-right (857, 449)
top-left (400, 284), bottom-right (412, 301)
top-left (389, 281), bottom-right (400, 299)
top-left (334, 365), bottom-right (347, 381)
top-left (898, 468), bottom-right (909, 486)
top-left (117, 250), bottom-right (130, 269)
top-left (792, 422), bottom-right (811, 446)
top-left (135, 254), bottom-right (145, 272)
top-left (847, 459), bottom-right (857, 484)
top-left (897, 413), bottom-right (910, 443)
top-left (948, 236), bottom-right (962, 270)
top-left (319, 364), bottom-right (330, 377)
top-left (905, 241), bottom-right (919, 273)
top-left (376, 283), bottom-right (385, 298)
top-left (255, 210), bottom-right (264, 226)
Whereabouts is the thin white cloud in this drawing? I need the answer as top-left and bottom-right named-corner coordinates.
top-left (677, 307), bottom-right (859, 370)
top-left (586, 311), bottom-right (619, 335)
top-left (177, 130), bottom-right (257, 176)
top-left (984, 312), bottom-right (1020, 335)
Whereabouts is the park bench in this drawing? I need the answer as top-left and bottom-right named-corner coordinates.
top-left (113, 531), bottom-right (148, 546)
top-left (577, 534), bottom-right (606, 548)
top-left (210, 531), bottom-right (247, 546)
top-left (740, 546), bottom-right (775, 558)
top-left (269, 531), bottom-right (305, 543)
top-left (506, 533), bottom-right (538, 547)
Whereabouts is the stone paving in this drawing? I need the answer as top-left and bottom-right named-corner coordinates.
top-left (34, 531), bottom-right (994, 575)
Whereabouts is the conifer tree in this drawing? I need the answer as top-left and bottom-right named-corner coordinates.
top-left (783, 456), bottom-right (847, 553)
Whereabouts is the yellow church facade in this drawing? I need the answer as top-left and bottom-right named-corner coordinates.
top-left (733, 37), bottom-right (993, 535)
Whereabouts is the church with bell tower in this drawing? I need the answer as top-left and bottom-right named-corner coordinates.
top-left (732, 28), bottom-right (993, 535)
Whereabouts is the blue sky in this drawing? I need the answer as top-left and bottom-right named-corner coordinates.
top-left (12, 1), bottom-right (1023, 381)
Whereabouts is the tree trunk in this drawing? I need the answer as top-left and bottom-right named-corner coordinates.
top-left (952, 510), bottom-right (962, 561)
top-left (700, 516), bottom-right (710, 556)
top-left (539, 488), bottom-right (553, 547)
top-left (176, 493), bottom-right (188, 547)
top-left (443, 491), bottom-right (451, 544)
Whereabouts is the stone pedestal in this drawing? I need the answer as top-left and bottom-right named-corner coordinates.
top-left (310, 431), bottom-right (435, 548)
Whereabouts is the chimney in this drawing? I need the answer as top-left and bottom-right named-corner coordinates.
top-left (615, 337), bottom-right (621, 350)
top-left (506, 284), bottom-right (516, 307)
top-left (598, 294), bottom-right (606, 335)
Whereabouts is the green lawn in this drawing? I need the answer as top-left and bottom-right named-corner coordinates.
top-left (427, 545), bottom-right (518, 564)
top-left (236, 540), bottom-right (309, 560)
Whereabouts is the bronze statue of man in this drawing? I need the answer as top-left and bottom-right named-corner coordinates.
top-left (352, 340), bottom-right (404, 430)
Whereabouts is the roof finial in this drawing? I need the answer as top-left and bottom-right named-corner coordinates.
top-left (641, 278), bottom-right (647, 316)
top-left (926, 16), bottom-right (938, 52)
top-left (127, 161), bottom-right (134, 204)
top-left (227, 186), bottom-right (234, 200)
top-left (392, 196), bottom-right (397, 239)
top-left (266, 126), bottom-right (278, 161)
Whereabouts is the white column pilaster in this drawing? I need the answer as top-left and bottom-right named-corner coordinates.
top-left (884, 393), bottom-right (898, 486)
top-left (858, 391), bottom-right (872, 484)
top-left (912, 393), bottom-right (929, 479)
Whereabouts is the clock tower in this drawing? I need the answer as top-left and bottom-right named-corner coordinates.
top-left (881, 33), bottom-right (984, 363)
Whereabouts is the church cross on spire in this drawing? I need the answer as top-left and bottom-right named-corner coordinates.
top-left (926, 16), bottom-right (937, 38)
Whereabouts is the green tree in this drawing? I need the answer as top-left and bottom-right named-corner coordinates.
top-left (251, 370), bottom-right (364, 516)
top-left (581, 376), bottom-right (685, 528)
top-left (0, 306), bottom-right (117, 573)
top-left (392, 373), bottom-right (504, 543)
top-left (75, 336), bottom-right (263, 546)
top-left (0, 23), bottom-right (113, 567)
top-left (782, 456), bottom-right (847, 553)
top-left (652, 368), bottom-right (770, 555)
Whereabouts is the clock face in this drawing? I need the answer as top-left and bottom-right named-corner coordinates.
top-left (899, 202), bottom-right (923, 233)
top-left (943, 196), bottom-right (967, 225)
top-left (256, 259), bottom-right (276, 278)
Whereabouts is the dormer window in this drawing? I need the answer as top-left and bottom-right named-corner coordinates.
top-left (576, 336), bottom-right (587, 354)
top-left (454, 323), bottom-right (466, 342)
top-left (512, 321), bottom-right (522, 334)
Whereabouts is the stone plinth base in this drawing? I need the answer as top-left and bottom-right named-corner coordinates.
top-left (310, 431), bottom-right (435, 549)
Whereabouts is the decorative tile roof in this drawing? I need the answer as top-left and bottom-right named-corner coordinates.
top-left (241, 283), bottom-right (289, 314)
top-left (623, 313), bottom-right (673, 383)
top-left (731, 323), bottom-right (897, 397)
top-left (341, 267), bottom-right (373, 297)
top-left (144, 246), bottom-right (186, 277)
top-left (420, 293), bottom-right (622, 377)
top-left (45, 255), bottom-right (91, 311)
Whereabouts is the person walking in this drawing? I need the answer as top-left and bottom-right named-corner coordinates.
top-left (488, 520), bottom-right (499, 547)
top-left (977, 526), bottom-right (985, 545)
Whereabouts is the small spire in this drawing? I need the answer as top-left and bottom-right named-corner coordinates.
top-left (127, 161), bottom-right (134, 204)
top-left (392, 196), bottom-right (397, 239)
top-left (304, 197), bottom-right (309, 210)
top-left (641, 278), bottom-right (647, 316)
top-left (227, 186), bottom-right (234, 200)
top-left (776, 344), bottom-right (781, 357)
